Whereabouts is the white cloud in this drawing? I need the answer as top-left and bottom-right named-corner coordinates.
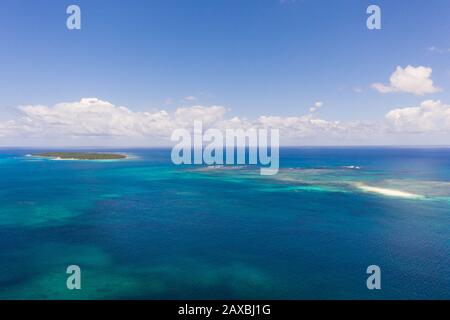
top-left (372, 65), bottom-right (441, 96)
top-left (2, 97), bottom-right (450, 146)
top-left (16, 98), bottom-right (173, 137)
top-left (309, 101), bottom-right (323, 113)
top-left (0, 98), bottom-right (377, 146)
top-left (184, 96), bottom-right (197, 102)
top-left (386, 100), bottom-right (450, 133)
top-left (175, 105), bottom-right (226, 126)
top-left (428, 46), bottom-right (450, 54)
top-left (254, 115), bottom-right (377, 142)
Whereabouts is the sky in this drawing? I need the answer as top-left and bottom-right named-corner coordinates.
top-left (0, 0), bottom-right (449, 146)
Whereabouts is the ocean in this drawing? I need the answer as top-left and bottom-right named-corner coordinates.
top-left (0, 147), bottom-right (449, 299)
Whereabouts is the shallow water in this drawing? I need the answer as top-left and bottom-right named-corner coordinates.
top-left (0, 147), bottom-right (449, 299)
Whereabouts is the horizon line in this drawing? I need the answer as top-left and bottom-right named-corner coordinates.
top-left (1, 145), bottom-right (450, 149)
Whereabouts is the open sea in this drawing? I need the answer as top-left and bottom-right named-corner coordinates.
top-left (0, 147), bottom-right (449, 299)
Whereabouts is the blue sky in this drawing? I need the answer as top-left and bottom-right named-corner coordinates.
top-left (1, 0), bottom-right (450, 146)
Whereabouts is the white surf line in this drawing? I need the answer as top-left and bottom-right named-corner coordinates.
top-left (355, 183), bottom-right (424, 199)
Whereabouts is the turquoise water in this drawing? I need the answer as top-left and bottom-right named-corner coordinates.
top-left (0, 147), bottom-right (449, 299)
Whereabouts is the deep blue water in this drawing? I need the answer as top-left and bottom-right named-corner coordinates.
top-left (0, 147), bottom-right (449, 299)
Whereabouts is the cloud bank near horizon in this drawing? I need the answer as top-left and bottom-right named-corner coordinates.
top-left (1, 97), bottom-right (450, 146)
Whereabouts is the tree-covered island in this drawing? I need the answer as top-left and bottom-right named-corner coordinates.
top-left (32, 152), bottom-right (127, 160)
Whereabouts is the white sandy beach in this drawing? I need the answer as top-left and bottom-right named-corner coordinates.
top-left (355, 183), bottom-right (424, 199)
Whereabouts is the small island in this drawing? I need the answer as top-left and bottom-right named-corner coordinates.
top-left (32, 152), bottom-right (127, 160)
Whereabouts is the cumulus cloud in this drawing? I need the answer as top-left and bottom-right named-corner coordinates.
top-left (2, 97), bottom-right (450, 146)
top-left (309, 101), bottom-right (323, 113)
top-left (175, 105), bottom-right (226, 126)
top-left (254, 115), bottom-right (378, 142)
top-left (386, 100), bottom-right (450, 133)
top-left (16, 98), bottom-right (173, 137)
top-left (0, 98), bottom-right (377, 145)
top-left (184, 96), bottom-right (197, 102)
top-left (372, 65), bottom-right (441, 96)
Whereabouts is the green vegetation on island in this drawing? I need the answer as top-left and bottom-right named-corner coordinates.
top-left (32, 152), bottom-right (127, 160)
